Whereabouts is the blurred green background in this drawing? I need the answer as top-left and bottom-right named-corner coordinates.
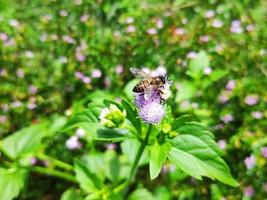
top-left (0, 0), bottom-right (267, 199)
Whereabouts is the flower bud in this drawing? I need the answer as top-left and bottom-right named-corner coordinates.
top-left (99, 104), bottom-right (126, 128)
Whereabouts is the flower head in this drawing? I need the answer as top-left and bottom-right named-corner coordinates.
top-left (133, 76), bottom-right (172, 124)
top-left (244, 155), bottom-right (256, 169)
top-left (99, 104), bottom-right (126, 128)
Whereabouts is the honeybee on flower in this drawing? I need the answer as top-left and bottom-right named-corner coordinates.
top-left (130, 67), bottom-right (173, 124)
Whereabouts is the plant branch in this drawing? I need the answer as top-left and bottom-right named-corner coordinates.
top-left (129, 124), bottom-right (152, 182)
top-left (30, 166), bottom-right (77, 183)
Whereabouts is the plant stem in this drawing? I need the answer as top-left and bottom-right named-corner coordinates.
top-left (129, 124), bottom-right (152, 182)
top-left (37, 153), bottom-right (73, 171)
top-left (31, 166), bottom-right (77, 183)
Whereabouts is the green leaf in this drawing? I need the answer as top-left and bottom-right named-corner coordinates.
top-left (171, 115), bottom-right (191, 130)
top-left (74, 159), bottom-right (103, 193)
top-left (60, 188), bottom-right (83, 200)
top-left (153, 186), bottom-right (171, 200)
top-left (121, 100), bottom-right (142, 133)
top-left (187, 51), bottom-right (209, 79)
top-left (128, 188), bottom-right (155, 200)
top-left (149, 141), bottom-right (171, 180)
top-left (0, 168), bottom-right (27, 200)
top-left (96, 128), bottom-right (130, 142)
top-left (168, 134), bottom-right (238, 187)
top-left (175, 81), bottom-right (197, 103)
top-left (63, 109), bottom-right (99, 131)
top-left (104, 150), bottom-right (120, 183)
top-left (1, 122), bottom-right (49, 159)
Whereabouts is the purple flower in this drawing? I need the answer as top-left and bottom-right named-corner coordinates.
top-left (0, 33), bottom-right (8, 41)
top-left (75, 71), bottom-right (84, 79)
top-left (82, 76), bottom-right (91, 84)
top-left (174, 28), bottom-right (185, 36)
top-left (212, 19), bottom-right (223, 28)
top-left (134, 91), bottom-right (165, 124)
top-left (0, 115), bottom-right (7, 123)
top-left (28, 85), bottom-right (38, 95)
top-left (125, 17), bottom-right (134, 24)
top-left (156, 18), bottom-right (163, 29)
top-left (226, 80), bottom-right (236, 90)
top-left (230, 20), bottom-right (243, 34)
top-left (91, 69), bottom-right (102, 78)
top-left (63, 35), bottom-right (75, 44)
top-left (30, 157), bottom-right (37, 165)
top-left (16, 68), bottom-right (25, 78)
top-left (186, 51), bottom-right (197, 59)
top-left (218, 139), bottom-right (227, 150)
top-left (75, 51), bottom-right (86, 62)
top-left (11, 101), bottom-right (22, 108)
top-left (66, 136), bottom-right (82, 150)
top-left (147, 28), bottom-right (157, 35)
top-left (59, 10), bottom-right (68, 17)
top-left (115, 65), bottom-right (124, 74)
top-left (80, 14), bottom-right (89, 22)
top-left (75, 128), bottom-right (85, 137)
top-left (199, 35), bottom-right (209, 43)
top-left (261, 147), bottom-right (267, 158)
top-left (203, 67), bottom-right (212, 75)
top-left (126, 25), bottom-right (136, 33)
top-left (244, 155), bottom-right (256, 169)
top-left (221, 114), bottom-right (234, 123)
top-left (244, 186), bottom-right (254, 197)
top-left (244, 95), bottom-right (259, 105)
top-left (246, 24), bottom-right (255, 32)
top-left (251, 111), bottom-right (263, 119)
top-left (106, 143), bottom-right (117, 150)
top-left (205, 10), bottom-right (215, 18)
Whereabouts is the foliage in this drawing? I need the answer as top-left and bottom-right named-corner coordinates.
top-left (0, 0), bottom-right (267, 199)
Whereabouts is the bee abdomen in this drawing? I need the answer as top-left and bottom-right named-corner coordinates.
top-left (133, 82), bottom-right (145, 93)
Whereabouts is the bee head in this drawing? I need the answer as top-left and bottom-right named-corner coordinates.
top-left (159, 75), bottom-right (167, 84)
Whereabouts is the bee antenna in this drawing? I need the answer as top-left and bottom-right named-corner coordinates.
top-left (164, 74), bottom-right (168, 82)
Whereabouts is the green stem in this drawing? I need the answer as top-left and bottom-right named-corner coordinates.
top-left (37, 153), bottom-right (73, 171)
top-left (30, 166), bottom-right (77, 183)
top-left (129, 124), bottom-right (152, 182)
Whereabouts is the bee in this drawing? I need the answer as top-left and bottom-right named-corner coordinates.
top-left (130, 67), bottom-right (173, 102)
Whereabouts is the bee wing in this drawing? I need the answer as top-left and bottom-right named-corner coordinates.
top-left (144, 85), bottom-right (154, 100)
top-left (130, 67), bottom-right (150, 79)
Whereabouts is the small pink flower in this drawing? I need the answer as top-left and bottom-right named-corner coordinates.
top-left (174, 28), bottom-right (185, 35)
top-left (203, 67), bottom-right (212, 75)
top-left (16, 68), bottom-right (25, 78)
top-left (199, 35), bottom-right (209, 42)
top-left (219, 94), bottom-right (229, 104)
top-left (74, 0), bottom-right (82, 5)
top-left (9, 19), bottom-right (19, 27)
top-left (66, 136), bottom-right (82, 150)
top-left (230, 20), bottom-right (243, 34)
top-left (11, 101), bottom-right (22, 108)
top-left (205, 10), bottom-right (215, 18)
top-left (75, 128), bottom-right (86, 137)
top-left (244, 155), bottom-right (256, 169)
top-left (0, 115), bottom-right (7, 123)
top-left (30, 157), bottom-right (37, 165)
top-left (126, 25), bottom-right (136, 33)
top-left (106, 143), bottom-right (117, 150)
top-left (218, 140), bottom-right (227, 150)
top-left (60, 10), bottom-right (68, 17)
top-left (58, 56), bottom-right (68, 63)
top-left (115, 65), bottom-right (124, 74)
top-left (246, 24), bottom-right (255, 32)
top-left (0, 33), bottom-right (8, 41)
top-left (28, 85), bottom-right (38, 95)
top-left (186, 51), bottom-right (197, 59)
top-left (212, 19), bottom-right (223, 28)
top-left (156, 18), bottom-right (163, 29)
top-left (125, 17), bottom-right (134, 24)
top-left (226, 80), bottom-right (236, 91)
top-left (63, 35), bottom-right (75, 44)
top-left (221, 114), bottom-right (234, 123)
top-left (82, 76), bottom-right (91, 84)
top-left (244, 95), bottom-right (259, 105)
top-left (91, 69), bottom-right (102, 78)
top-left (147, 28), bottom-right (157, 35)
top-left (25, 50), bottom-right (34, 59)
top-left (80, 14), bottom-right (89, 22)
top-left (261, 147), bottom-right (267, 158)
top-left (251, 111), bottom-right (263, 119)
top-left (75, 51), bottom-right (86, 62)
top-left (215, 44), bottom-right (224, 53)
top-left (75, 71), bottom-right (84, 79)
top-left (40, 33), bottom-right (48, 42)
top-left (244, 186), bottom-right (254, 197)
